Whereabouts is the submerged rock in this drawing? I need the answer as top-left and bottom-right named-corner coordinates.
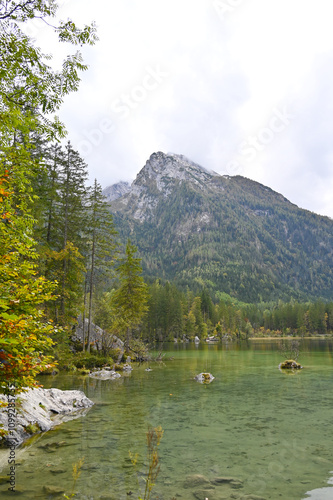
top-left (213, 477), bottom-right (244, 488)
top-left (279, 359), bottom-right (303, 370)
top-left (192, 489), bottom-right (218, 500)
top-left (0, 388), bottom-right (94, 447)
top-left (43, 485), bottom-right (66, 495)
top-left (194, 372), bottom-right (215, 383)
top-left (184, 474), bottom-right (211, 488)
top-left (185, 474), bottom-right (246, 500)
top-left (241, 495), bottom-right (267, 500)
top-left (89, 369), bottom-right (121, 380)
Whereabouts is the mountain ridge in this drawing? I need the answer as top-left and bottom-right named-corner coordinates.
top-left (104, 151), bottom-right (333, 303)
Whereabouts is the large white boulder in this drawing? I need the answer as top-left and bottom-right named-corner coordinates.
top-left (0, 388), bottom-right (94, 446)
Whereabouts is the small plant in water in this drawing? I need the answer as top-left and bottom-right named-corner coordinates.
top-left (130, 425), bottom-right (164, 500)
top-left (63, 457), bottom-right (85, 499)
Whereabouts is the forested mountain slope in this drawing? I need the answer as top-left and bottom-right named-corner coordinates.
top-left (106, 152), bottom-right (333, 303)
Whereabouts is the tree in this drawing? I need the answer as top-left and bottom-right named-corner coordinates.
top-left (0, 153), bottom-right (56, 393)
top-left (0, 1), bottom-right (97, 140)
top-left (32, 141), bottom-right (90, 326)
top-left (85, 180), bottom-right (118, 352)
top-left (31, 142), bottom-right (63, 248)
top-left (52, 141), bottom-right (88, 323)
top-left (0, 1), bottom-right (97, 392)
top-left (111, 241), bottom-right (149, 349)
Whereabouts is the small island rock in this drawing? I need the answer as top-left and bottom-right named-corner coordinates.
top-left (194, 373), bottom-right (215, 383)
top-left (279, 359), bottom-right (303, 370)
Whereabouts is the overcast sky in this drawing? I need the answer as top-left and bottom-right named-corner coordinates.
top-left (29, 0), bottom-right (333, 218)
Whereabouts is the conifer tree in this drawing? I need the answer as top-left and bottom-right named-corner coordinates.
top-left (85, 180), bottom-right (118, 352)
top-left (111, 241), bottom-right (148, 349)
top-left (44, 141), bottom-right (88, 325)
top-left (32, 142), bottom-right (63, 249)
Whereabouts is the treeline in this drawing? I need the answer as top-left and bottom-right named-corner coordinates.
top-left (245, 299), bottom-right (333, 336)
top-left (130, 282), bottom-right (333, 341)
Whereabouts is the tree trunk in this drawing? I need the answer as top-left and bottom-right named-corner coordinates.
top-left (82, 277), bottom-right (88, 352)
top-left (87, 228), bottom-right (96, 353)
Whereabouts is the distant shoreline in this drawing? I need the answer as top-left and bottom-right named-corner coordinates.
top-left (248, 335), bottom-right (333, 340)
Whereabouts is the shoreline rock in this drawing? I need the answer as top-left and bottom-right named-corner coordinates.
top-left (0, 388), bottom-right (94, 447)
top-left (73, 318), bottom-right (124, 363)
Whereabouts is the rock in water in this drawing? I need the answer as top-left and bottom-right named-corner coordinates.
top-left (89, 369), bottom-right (121, 380)
top-left (184, 474), bottom-right (211, 488)
top-left (194, 373), bottom-right (215, 384)
top-left (279, 359), bottom-right (303, 370)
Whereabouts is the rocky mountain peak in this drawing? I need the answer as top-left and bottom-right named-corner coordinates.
top-left (133, 151), bottom-right (219, 191)
top-left (106, 151), bottom-right (223, 223)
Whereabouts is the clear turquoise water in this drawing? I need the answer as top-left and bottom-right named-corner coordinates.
top-left (1, 339), bottom-right (333, 500)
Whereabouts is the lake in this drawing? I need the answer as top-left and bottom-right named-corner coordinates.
top-left (1, 339), bottom-right (333, 500)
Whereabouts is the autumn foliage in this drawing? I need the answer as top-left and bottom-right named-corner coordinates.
top-left (0, 165), bottom-right (56, 394)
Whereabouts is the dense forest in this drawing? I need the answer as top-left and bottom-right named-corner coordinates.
top-left (141, 282), bottom-right (333, 341)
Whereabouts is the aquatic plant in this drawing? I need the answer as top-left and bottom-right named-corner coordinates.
top-left (63, 457), bottom-right (85, 499)
top-left (130, 425), bottom-right (164, 500)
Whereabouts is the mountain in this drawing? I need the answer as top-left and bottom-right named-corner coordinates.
top-left (102, 181), bottom-right (131, 202)
top-left (105, 151), bottom-right (333, 303)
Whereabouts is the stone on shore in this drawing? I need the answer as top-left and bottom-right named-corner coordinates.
top-left (0, 388), bottom-right (94, 447)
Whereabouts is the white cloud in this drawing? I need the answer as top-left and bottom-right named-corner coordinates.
top-left (29, 0), bottom-right (333, 218)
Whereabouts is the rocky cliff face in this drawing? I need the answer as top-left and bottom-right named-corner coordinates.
top-left (103, 180), bottom-right (131, 202)
top-left (133, 152), bottom-right (218, 192)
top-left (109, 151), bottom-right (223, 222)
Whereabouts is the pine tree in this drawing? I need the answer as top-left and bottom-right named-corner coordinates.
top-left (45, 142), bottom-right (88, 325)
top-left (32, 142), bottom-right (63, 249)
top-left (111, 241), bottom-right (149, 349)
top-left (85, 180), bottom-right (118, 352)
